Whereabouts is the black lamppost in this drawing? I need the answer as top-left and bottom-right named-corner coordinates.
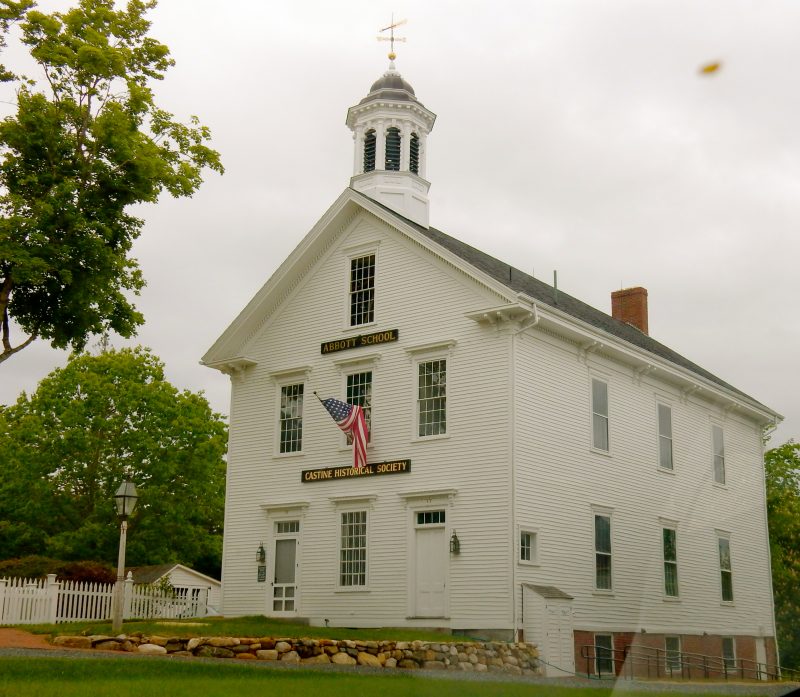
top-left (112, 480), bottom-right (138, 633)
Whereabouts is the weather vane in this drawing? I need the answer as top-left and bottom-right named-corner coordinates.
top-left (377, 14), bottom-right (407, 61)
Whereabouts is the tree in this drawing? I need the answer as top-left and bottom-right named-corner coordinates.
top-left (0, 347), bottom-right (227, 577)
top-left (764, 440), bottom-right (800, 669)
top-left (0, 0), bottom-right (223, 364)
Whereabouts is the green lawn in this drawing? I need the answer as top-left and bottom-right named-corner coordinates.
top-left (0, 657), bottom-right (775, 697)
top-left (20, 615), bottom-right (469, 643)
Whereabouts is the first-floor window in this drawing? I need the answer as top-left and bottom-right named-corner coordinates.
top-left (594, 514), bottom-right (612, 590)
top-left (665, 636), bottom-right (681, 673)
top-left (347, 371), bottom-right (372, 442)
top-left (721, 637), bottom-right (736, 671)
top-left (418, 358), bottom-right (446, 436)
top-left (718, 536), bottom-right (733, 602)
top-left (279, 383), bottom-right (304, 453)
top-left (595, 634), bottom-right (614, 675)
top-left (340, 511), bottom-right (367, 587)
top-left (662, 527), bottom-right (679, 597)
top-left (520, 530), bottom-right (537, 563)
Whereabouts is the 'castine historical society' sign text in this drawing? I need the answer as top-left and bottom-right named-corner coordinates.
top-left (301, 459), bottom-right (410, 483)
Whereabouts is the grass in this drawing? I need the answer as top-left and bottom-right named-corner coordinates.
top-left (0, 657), bottom-right (765, 697)
top-left (20, 615), bottom-right (470, 642)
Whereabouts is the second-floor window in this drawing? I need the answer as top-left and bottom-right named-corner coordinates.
top-left (279, 383), bottom-right (303, 453)
top-left (350, 254), bottom-right (375, 326)
top-left (594, 513), bottom-right (612, 590)
top-left (418, 359), bottom-right (446, 437)
top-left (712, 425), bottom-right (726, 484)
top-left (658, 404), bottom-right (673, 469)
top-left (662, 527), bottom-right (679, 597)
top-left (592, 379), bottom-right (609, 451)
top-left (718, 536), bottom-right (733, 602)
top-left (347, 371), bottom-right (372, 442)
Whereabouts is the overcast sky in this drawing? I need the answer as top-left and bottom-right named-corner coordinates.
top-left (2, 0), bottom-right (798, 446)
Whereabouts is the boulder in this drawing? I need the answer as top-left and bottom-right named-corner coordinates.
top-left (256, 650), bottom-right (279, 661)
top-left (195, 645), bottom-right (235, 659)
top-left (138, 643), bottom-right (168, 655)
top-left (275, 641), bottom-right (292, 653)
top-left (52, 636), bottom-right (92, 649)
top-left (280, 651), bottom-right (300, 663)
top-left (207, 637), bottom-right (239, 648)
top-left (357, 651), bottom-right (382, 667)
top-left (236, 653), bottom-right (257, 660)
top-left (301, 654), bottom-right (330, 664)
top-left (331, 652), bottom-right (357, 665)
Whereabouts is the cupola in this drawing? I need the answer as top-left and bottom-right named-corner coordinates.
top-left (346, 54), bottom-right (436, 228)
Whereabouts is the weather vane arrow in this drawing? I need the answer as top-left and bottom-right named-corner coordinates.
top-left (377, 14), bottom-right (407, 61)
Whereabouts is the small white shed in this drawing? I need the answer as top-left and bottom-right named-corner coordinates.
top-left (127, 563), bottom-right (221, 614)
top-left (522, 584), bottom-right (575, 678)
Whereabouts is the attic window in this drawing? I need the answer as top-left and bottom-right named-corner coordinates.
top-left (385, 127), bottom-right (401, 171)
top-left (363, 129), bottom-right (376, 173)
top-left (409, 133), bottom-right (419, 174)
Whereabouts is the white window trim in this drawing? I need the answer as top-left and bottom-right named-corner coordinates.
top-left (661, 524), bottom-right (680, 600)
top-left (274, 379), bottom-right (306, 457)
top-left (518, 527), bottom-right (540, 566)
top-left (343, 245), bottom-right (379, 331)
top-left (711, 422), bottom-right (726, 487)
top-left (590, 376), bottom-right (611, 455)
top-left (656, 401), bottom-right (674, 471)
top-left (591, 505), bottom-right (614, 593)
top-left (335, 506), bottom-right (371, 592)
top-left (716, 530), bottom-right (734, 604)
top-left (721, 637), bottom-right (737, 671)
top-left (593, 633), bottom-right (614, 675)
top-left (337, 368), bottom-right (375, 450)
top-left (412, 353), bottom-right (450, 442)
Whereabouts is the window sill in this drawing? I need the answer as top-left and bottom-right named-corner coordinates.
top-left (413, 434), bottom-right (450, 443)
top-left (335, 587), bottom-right (370, 593)
top-left (712, 481), bottom-right (728, 490)
top-left (590, 447), bottom-right (612, 458)
top-left (657, 466), bottom-right (675, 475)
top-left (592, 590), bottom-right (614, 597)
top-left (273, 451), bottom-right (305, 459)
top-left (662, 595), bottom-right (681, 602)
top-left (720, 600), bottom-right (735, 607)
top-left (518, 560), bottom-right (540, 568)
top-left (344, 321), bottom-right (378, 333)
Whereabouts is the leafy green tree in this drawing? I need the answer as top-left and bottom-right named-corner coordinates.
top-left (0, 0), bottom-right (222, 364)
top-left (764, 440), bottom-right (800, 669)
top-left (0, 347), bottom-right (227, 577)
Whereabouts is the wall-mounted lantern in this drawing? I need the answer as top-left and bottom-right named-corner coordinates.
top-left (256, 542), bottom-right (266, 564)
top-left (450, 530), bottom-right (460, 555)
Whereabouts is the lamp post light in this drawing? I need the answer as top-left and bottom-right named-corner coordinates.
top-left (112, 480), bottom-right (138, 634)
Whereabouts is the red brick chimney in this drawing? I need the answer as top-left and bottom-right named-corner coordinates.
top-left (611, 287), bottom-right (649, 335)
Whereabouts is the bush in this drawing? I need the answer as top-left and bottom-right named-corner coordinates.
top-left (0, 556), bottom-right (115, 583)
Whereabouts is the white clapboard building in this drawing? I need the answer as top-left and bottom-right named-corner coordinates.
top-left (203, 57), bottom-right (781, 676)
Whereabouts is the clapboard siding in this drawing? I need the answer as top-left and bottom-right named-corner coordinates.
top-left (512, 328), bottom-right (774, 637)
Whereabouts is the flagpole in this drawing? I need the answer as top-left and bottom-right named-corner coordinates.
top-left (313, 391), bottom-right (324, 405)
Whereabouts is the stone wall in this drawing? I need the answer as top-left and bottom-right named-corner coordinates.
top-left (51, 633), bottom-right (540, 675)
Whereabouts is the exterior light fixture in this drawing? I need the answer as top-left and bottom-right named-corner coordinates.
top-left (112, 480), bottom-right (138, 633)
top-left (256, 543), bottom-right (266, 564)
top-left (450, 530), bottom-right (460, 555)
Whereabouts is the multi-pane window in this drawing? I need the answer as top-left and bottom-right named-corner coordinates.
top-left (418, 359), bottom-right (446, 437)
top-left (409, 132), bottom-right (420, 174)
top-left (594, 514), bottom-right (612, 590)
top-left (658, 404), bottom-right (673, 469)
top-left (417, 510), bottom-right (445, 525)
top-left (349, 254), bottom-right (375, 326)
top-left (721, 637), bottom-right (736, 671)
top-left (279, 384), bottom-right (303, 453)
top-left (276, 520), bottom-right (299, 535)
top-left (595, 634), bottom-right (614, 675)
top-left (363, 129), bottom-right (376, 172)
top-left (385, 127), bottom-right (401, 170)
top-left (346, 371), bottom-right (372, 442)
top-left (340, 510), bottom-right (367, 587)
top-left (718, 536), bottom-right (733, 602)
top-left (665, 636), bottom-right (681, 673)
top-left (592, 379), bottom-right (609, 451)
top-left (520, 531), bottom-right (537, 563)
top-left (712, 425), bottom-right (725, 484)
top-left (662, 528), bottom-right (679, 597)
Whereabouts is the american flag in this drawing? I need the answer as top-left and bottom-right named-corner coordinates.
top-left (319, 397), bottom-right (368, 470)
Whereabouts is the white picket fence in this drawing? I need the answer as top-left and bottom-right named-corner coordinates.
top-left (0, 573), bottom-right (208, 625)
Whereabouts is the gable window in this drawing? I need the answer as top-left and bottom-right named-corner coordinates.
top-left (346, 371), bottom-right (372, 442)
top-left (349, 254), bottom-right (375, 326)
top-left (385, 127), bottom-right (401, 171)
top-left (418, 359), bottom-right (446, 437)
top-left (520, 530), bottom-right (538, 563)
top-left (718, 536), bottom-right (733, 602)
top-left (340, 510), bottom-right (367, 587)
top-left (279, 383), bottom-right (304, 453)
top-left (594, 634), bottom-right (614, 675)
top-left (363, 129), bottom-right (376, 172)
top-left (662, 527), bottom-right (679, 597)
top-left (665, 636), bottom-right (681, 673)
top-left (409, 132), bottom-right (419, 174)
top-left (712, 425), bottom-right (725, 484)
top-left (592, 379), bottom-right (609, 451)
top-left (594, 514), bottom-right (612, 590)
top-left (658, 404), bottom-right (673, 469)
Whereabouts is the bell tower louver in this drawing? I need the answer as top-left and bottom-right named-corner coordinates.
top-left (346, 56), bottom-right (436, 228)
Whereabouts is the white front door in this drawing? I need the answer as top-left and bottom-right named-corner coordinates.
top-left (271, 520), bottom-right (299, 615)
top-left (545, 602), bottom-right (575, 677)
top-left (414, 521), bottom-right (446, 617)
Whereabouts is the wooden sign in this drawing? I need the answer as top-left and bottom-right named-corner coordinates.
top-left (321, 329), bottom-right (399, 355)
top-left (302, 459), bottom-right (410, 482)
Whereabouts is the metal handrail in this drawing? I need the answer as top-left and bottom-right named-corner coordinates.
top-left (579, 643), bottom-right (800, 682)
